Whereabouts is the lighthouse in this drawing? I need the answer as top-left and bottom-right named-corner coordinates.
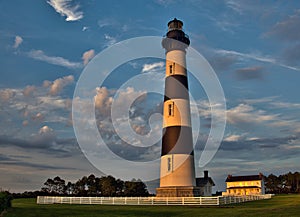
top-left (156, 18), bottom-right (200, 197)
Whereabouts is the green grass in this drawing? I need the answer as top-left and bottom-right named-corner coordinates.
top-left (3, 195), bottom-right (300, 217)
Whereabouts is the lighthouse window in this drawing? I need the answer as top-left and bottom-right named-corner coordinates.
top-left (167, 157), bottom-right (172, 172)
top-left (168, 102), bottom-right (174, 116)
top-left (169, 63), bottom-right (175, 74)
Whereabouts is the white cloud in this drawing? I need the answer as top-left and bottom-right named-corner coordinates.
top-left (94, 87), bottom-right (113, 115)
top-left (82, 49), bottom-right (95, 65)
top-left (39, 125), bottom-right (53, 134)
top-left (23, 85), bottom-right (36, 97)
top-left (0, 81), bottom-right (74, 141)
top-left (226, 104), bottom-right (277, 124)
top-left (32, 112), bottom-right (44, 122)
top-left (48, 75), bottom-right (74, 96)
top-left (223, 134), bottom-right (244, 142)
top-left (43, 80), bottom-right (52, 88)
top-left (13, 36), bottom-right (23, 49)
top-left (197, 100), bottom-right (282, 128)
top-left (28, 50), bottom-right (82, 69)
top-left (22, 120), bottom-right (29, 126)
top-left (142, 62), bottom-right (164, 73)
top-left (82, 26), bottom-right (89, 31)
top-left (38, 96), bottom-right (70, 109)
top-left (47, 0), bottom-right (83, 21)
top-left (0, 89), bottom-right (16, 101)
top-left (113, 87), bottom-right (146, 109)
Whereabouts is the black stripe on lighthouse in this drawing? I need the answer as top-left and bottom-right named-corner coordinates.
top-left (161, 126), bottom-right (194, 156)
top-left (164, 75), bottom-right (189, 102)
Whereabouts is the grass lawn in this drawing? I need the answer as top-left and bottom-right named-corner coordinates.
top-left (3, 194), bottom-right (300, 217)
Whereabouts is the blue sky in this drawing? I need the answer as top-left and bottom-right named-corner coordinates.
top-left (1, 0), bottom-right (300, 193)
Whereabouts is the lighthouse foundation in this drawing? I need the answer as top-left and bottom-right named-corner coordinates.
top-left (156, 186), bottom-right (201, 197)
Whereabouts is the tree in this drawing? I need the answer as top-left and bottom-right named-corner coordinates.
top-left (265, 172), bottom-right (300, 194)
top-left (53, 176), bottom-right (66, 195)
top-left (124, 179), bottom-right (149, 196)
top-left (265, 174), bottom-right (280, 194)
top-left (41, 176), bottom-right (66, 195)
top-left (42, 178), bottom-right (55, 195)
top-left (100, 176), bottom-right (117, 196)
top-left (74, 176), bottom-right (88, 196)
top-left (115, 178), bottom-right (124, 196)
top-left (87, 174), bottom-right (97, 196)
top-left (295, 172), bottom-right (300, 193)
top-left (65, 182), bottom-right (75, 195)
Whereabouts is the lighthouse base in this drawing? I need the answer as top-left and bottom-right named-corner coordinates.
top-left (156, 186), bottom-right (201, 197)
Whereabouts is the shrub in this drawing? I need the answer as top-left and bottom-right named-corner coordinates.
top-left (0, 191), bottom-right (12, 213)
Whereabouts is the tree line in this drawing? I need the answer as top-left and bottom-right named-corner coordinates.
top-left (265, 172), bottom-right (300, 194)
top-left (8, 171), bottom-right (300, 199)
top-left (39, 174), bottom-right (149, 197)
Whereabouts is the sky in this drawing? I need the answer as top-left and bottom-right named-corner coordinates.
top-left (1, 0), bottom-right (300, 193)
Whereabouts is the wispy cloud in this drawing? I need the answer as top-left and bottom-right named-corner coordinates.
top-left (214, 48), bottom-right (300, 71)
top-left (47, 0), bottom-right (83, 21)
top-left (98, 18), bottom-right (118, 28)
top-left (13, 36), bottom-right (23, 49)
top-left (104, 34), bottom-right (117, 46)
top-left (270, 101), bottom-right (300, 109)
top-left (225, 0), bottom-right (243, 14)
top-left (155, 0), bottom-right (174, 6)
top-left (266, 10), bottom-right (300, 42)
top-left (235, 66), bottom-right (264, 80)
top-left (27, 50), bottom-right (82, 69)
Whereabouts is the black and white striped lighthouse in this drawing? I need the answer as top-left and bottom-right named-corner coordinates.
top-left (156, 18), bottom-right (200, 197)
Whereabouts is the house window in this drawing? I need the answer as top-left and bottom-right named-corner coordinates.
top-left (167, 157), bottom-right (172, 172)
top-left (168, 102), bottom-right (174, 116)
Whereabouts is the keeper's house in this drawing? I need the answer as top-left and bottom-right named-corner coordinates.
top-left (222, 173), bottom-right (265, 196)
top-left (196, 171), bottom-right (215, 196)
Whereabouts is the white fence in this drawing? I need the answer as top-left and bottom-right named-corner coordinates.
top-left (37, 194), bottom-right (272, 206)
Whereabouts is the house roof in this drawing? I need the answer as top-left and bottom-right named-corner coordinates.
top-left (226, 174), bottom-right (264, 182)
top-left (196, 177), bottom-right (215, 187)
top-left (227, 186), bottom-right (261, 189)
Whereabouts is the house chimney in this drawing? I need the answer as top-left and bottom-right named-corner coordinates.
top-left (204, 170), bottom-right (208, 179)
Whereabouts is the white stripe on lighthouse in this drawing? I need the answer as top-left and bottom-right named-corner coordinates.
top-left (163, 98), bottom-right (191, 128)
top-left (160, 154), bottom-right (196, 187)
